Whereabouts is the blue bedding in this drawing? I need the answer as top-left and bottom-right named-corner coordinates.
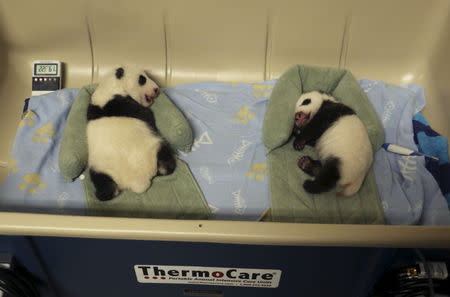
top-left (413, 113), bottom-right (450, 206)
top-left (164, 82), bottom-right (274, 220)
top-left (360, 81), bottom-right (450, 225)
top-left (0, 89), bottom-right (85, 215)
top-left (0, 80), bottom-right (449, 224)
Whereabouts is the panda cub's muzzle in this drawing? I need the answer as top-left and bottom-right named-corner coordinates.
top-left (145, 87), bottom-right (160, 104)
top-left (295, 111), bottom-right (310, 128)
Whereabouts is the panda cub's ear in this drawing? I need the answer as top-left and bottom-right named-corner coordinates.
top-left (115, 67), bottom-right (124, 79)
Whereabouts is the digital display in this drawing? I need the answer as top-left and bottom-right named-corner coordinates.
top-left (34, 64), bottom-right (58, 75)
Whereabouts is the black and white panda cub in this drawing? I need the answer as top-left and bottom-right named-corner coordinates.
top-left (293, 91), bottom-right (373, 196)
top-left (86, 66), bottom-right (176, 201)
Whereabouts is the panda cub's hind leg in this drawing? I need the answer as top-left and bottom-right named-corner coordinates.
top-left (157, 142), bottom-right (176, 176)
top-left (338, 176), bottom-right (365, 197)
top-left (298, 156), bottom-right (322, 177)
top-left (129, 178), bottom-right (151, 194)
top-left (90, 169), bottom-right (120, 201)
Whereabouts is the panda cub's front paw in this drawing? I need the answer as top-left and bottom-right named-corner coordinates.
top-left (293, 138), bottom-right (306, 151)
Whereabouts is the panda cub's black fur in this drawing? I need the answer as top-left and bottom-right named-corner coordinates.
top-left (293, 91), bottom-right (373, 196)
top-left (86, 66), bottom-right (176, 201)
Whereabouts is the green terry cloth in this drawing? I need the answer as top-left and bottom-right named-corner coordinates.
top-left (263, 65), bottom-right (385, 224)
top-left (59, 85), bottom-right (211, 219)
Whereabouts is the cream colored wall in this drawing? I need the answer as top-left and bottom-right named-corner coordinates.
top-left (0, 0), bottom-right (92, 164)
top-left (0, 0), bottom-right (450, 246)
top-left (1, 0), bottom-right (449, 167)
top-left (1, 0), bottom-right (449, 164)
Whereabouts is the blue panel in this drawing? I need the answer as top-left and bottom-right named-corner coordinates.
top-left (0, 236), bottom-right (58, 297)
top-left (27, 237), bottom-right (395, 297)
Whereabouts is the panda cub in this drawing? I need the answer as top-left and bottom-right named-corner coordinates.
top-left (293, 91), bottom-right (373, 196)
top-left (86, 66), bottom-right (176, 201)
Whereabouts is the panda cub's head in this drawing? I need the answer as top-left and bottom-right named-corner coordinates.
top-left (114, 66), bottom-right (160, 107)
top-left (294, 91), bottom-right (336, 128)
top-left (92, 65), bottom-right (159, 107)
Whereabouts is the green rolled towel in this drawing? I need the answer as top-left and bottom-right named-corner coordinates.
top-left (59, 84), bottom-right (211, 219)
top-left (263, 65), bottom-right (385, 224)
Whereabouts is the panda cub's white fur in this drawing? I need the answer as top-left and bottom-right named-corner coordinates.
top-left (86, 65), bottom-right (173, 201)
top-left (294, 91), bottom-right (373, 196)
top-left (87, 117), bottom-right (161, 193)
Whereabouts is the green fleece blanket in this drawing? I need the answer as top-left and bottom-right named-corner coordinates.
top-left (263, 65), bottom-right (385, 224)
top-left (59, 85), bottom-right (211, 219)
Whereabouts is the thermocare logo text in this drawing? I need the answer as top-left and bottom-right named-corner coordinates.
top-left (134, 265), bottom-right (281, 288)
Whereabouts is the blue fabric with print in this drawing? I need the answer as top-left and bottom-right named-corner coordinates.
top-left (164, 82), bottom-right (274, 220)
top-left (0, 89), bottom-right (85, 215)
top-left (1, 80), bottom-right (449, 224)
top-left (413, 113), bottom-right (450, 206)
top-left (360, 80), bottom-right (450, 225)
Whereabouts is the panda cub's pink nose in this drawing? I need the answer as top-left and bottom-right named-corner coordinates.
top-left (145, 88), bottom-right (160, 103)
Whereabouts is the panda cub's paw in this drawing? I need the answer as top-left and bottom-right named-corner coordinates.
top-left (293, 138), bottom-right (306, 151)
top-left (156, 142), bottom-right (176, 176)
top-left (157, 159), bottom-right (176, 176)
top-left (89, 169), bottom-right (120, 201)
top-left (298, 156), bottom-right (322, 177)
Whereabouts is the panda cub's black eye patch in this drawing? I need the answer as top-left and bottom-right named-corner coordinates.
top-left (302, 98), bottom-right (311, 105)
top-left (138, 75), bottom-right (147, 86)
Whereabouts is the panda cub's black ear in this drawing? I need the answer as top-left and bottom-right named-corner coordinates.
top-left (115, 67), bottom-right (124, 79)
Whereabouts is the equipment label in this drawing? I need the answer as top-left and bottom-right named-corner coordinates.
top-left (134, 265), bottom-right (281, 288)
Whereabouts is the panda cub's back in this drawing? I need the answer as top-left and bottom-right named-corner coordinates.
top-left (315, 114), bottom-right (373, 184)
top-left (87, 117), bottom-right (162, 193)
